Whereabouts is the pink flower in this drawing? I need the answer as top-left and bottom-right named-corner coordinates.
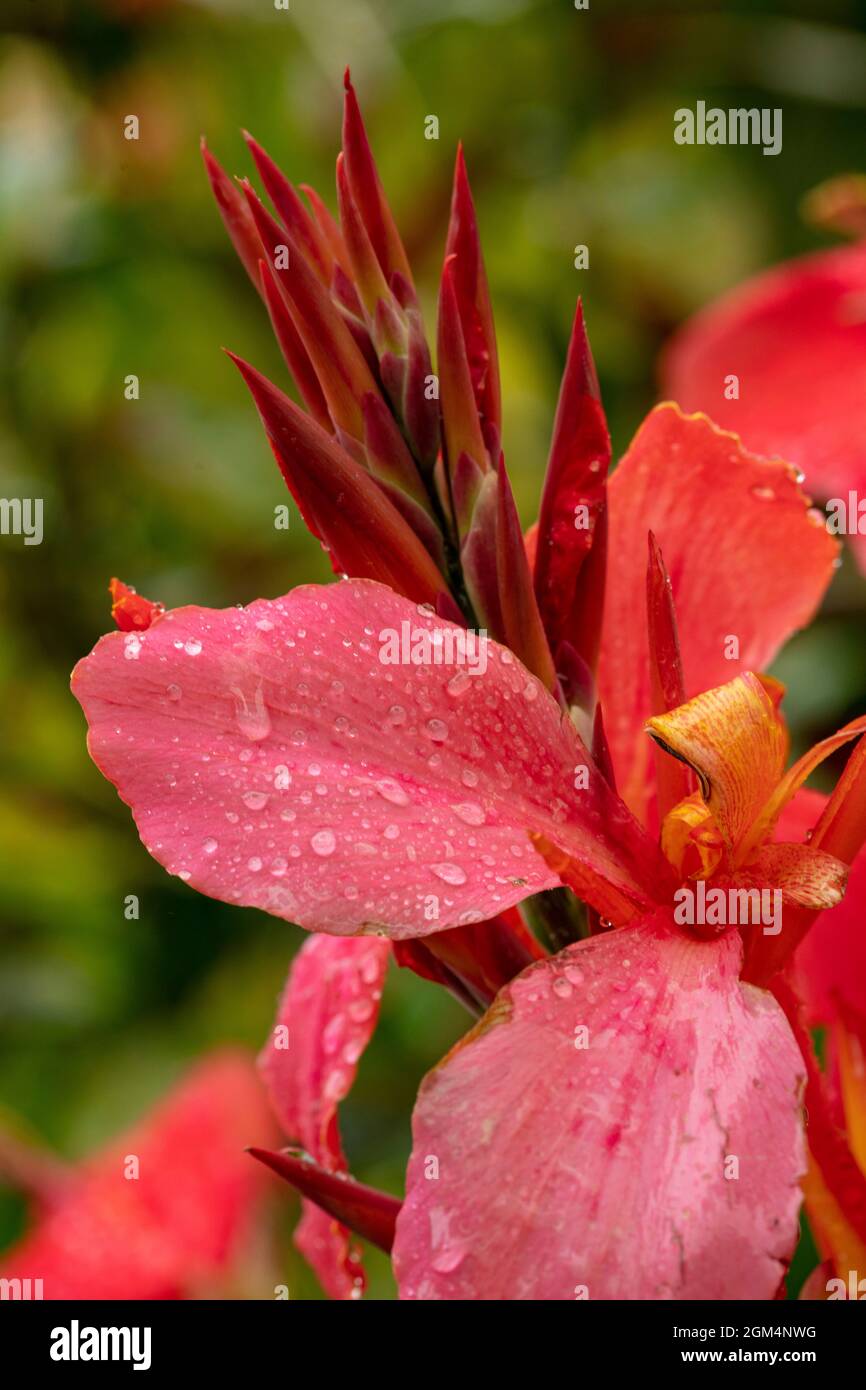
top-left (0, 1052), bottom-right (273, 1299)
top-left (661, 180), bottom-right (866, 573)
top-left (70, 80), bottom-right (866, 1299)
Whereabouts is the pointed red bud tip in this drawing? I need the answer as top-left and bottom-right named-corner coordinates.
top-left (201, 138), bottom-right (264, 289)
top-left (248, 1147), bottom-right (400, 1254)
top-left (534, 299), bottom-right (611, 655)
top-left (240, 178), bottom-right (379, 442)
top-left (646, 532), bottom-right (686, 715)
top-left (335, 150), bottom-right (393, 321)
top-left (227, 353), bottom-right (450, 606)
top-left (341, 72), bottom-right (415, 294)
top-left (444, 145), bottom-right (501, 452)
top-left (109, 578), bottom-right (164, 631)
top-left (258, 257), bottom-right (332, 432)
top-left (438, 257), bottom-right (490, 509)
top-left (298, 182), bottom-right (352, 277)
top-left (645, 533), bottom-right (692, 820)
top-left (242, 131), bottom-right (332, 281)
top-left (495, 460), bottom-right (558, 693)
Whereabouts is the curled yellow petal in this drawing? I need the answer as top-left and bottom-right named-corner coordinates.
top-left (646, 673), bottom-right (786, 852)
top-left (660, 792), bottom-right (725, 880)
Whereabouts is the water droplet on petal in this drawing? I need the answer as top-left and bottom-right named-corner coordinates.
top-left (375, 778), bottom-right (410, 806)
top-left (311, 829), bottom-right (337, 857)
top-left (348, 998), bottom-right (374, 1023)
top-left (184, 639), bottom-right (202, 656)
top-left (431, 862), bottom-right (467, 886)
top-left (232, 683), bottom-right (272, 742)
top-left (431, 1244), bottom-right (467, 1274)
top-left (453, 802), bottom-right (485, 826)
top-left (203, 838), bottom-right (218, 856)
top-left (242, 790), bottom-right (270, 811)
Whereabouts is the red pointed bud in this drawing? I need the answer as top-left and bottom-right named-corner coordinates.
top-left (460, 469), bottom-right (504, 636)
top-left (444, 145), bottom-right (501, 458)
top-left (248, 1147), bottom-right (399, 1254)
top-left (360, 391), bottom-right (435, 521)
top-left (438, 256), bottom-right (490, 532)
top-left (534, 300), bottom-right (611, 659)
top-left (241, 179), bottom-right (379, 443)
top-left (554, 641), bottom-right (596, 722)
top-left (109, 578), bottom-right (164, 631)
top-left (299, 182), bottom-right (353, 279)
top-left (404, 311), bottom-right (441, 470)
top-left (336, 152), bottom-right (402, 340)
top-left (646, 532), bottom-right (692, 820)
top-left (229, 354), bottom-right (449, 605)
top-left (201, 138), bottom-right (264, 288)
top-left (495, 460), bottom-right (558, 692)
top-left (258, 258), bottom-right (331, 431)
top-left (341, 69), bottom-right (415, 296)
top-left (243, 131), bottom-right (333, 281)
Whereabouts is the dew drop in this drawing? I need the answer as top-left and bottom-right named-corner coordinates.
top-left (447, 671), bottom-right (471, 699)
top-left (203, 838), bottom-right (218, 856)
top-left (375, 778), bottom-right (411, 806)
top-left (311, 829), bottom-right (337, 857)
top-left (452, 802), bottom-right (485, 826)
top-left (431, 862), bottom-right (467, 886)
top-left (242, 790), bottom-right (270, 811)
top-left (348, 997), bottom-right (375, 1023)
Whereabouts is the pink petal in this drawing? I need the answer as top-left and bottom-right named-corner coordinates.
top-left (794, 846), bottom-right (866, 1036)
top-left (598, 404), bottom-right (837, 825)
top-left (661, 242), bottom-right (866, 572)
top-left (259, 935), bottom-right (389, 1298)
top-left (72, 580), bottom-right (665, 937)
top-left (393, 913), bottom-right (805, 1300)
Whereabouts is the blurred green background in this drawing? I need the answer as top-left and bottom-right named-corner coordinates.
top-left (2, 0), bottom-right (866, 1298)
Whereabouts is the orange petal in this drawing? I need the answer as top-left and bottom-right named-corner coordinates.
top-left (838, 1022), bottom-right (866, 1177)
top-left (743, 842), bottom-right (848, 911)
top-left (646, 673), bottom-right (786, 852)
top-left (660, 792), bottom-right (725, 880)
top-left (741, 715), bottom-right (866, 861)
top-left (801, 1155), bottom-right (866, 1288)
